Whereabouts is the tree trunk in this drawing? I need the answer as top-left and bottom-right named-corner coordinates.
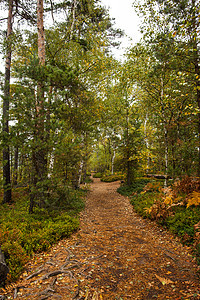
top-left (2, 0), bottom-right (13, 204)
top-left (13, 146), bottom-right (18, 186)
top-left (193, 40), bottom-right (200, 176)
top-left (126, 108), bottom-right (132, 186)
top-left (0, 247), bottom-right (9, 286)
top-left (144, 114), bottom-right (150, 174)
top-left (190, 0), bottom-right (200, 176)
top-left (37, 0), bottom-right (45, 66)
top-left (111, 150), bottom-right (115, 175)
top-left (70, 0), bottom-right (77, 40)
top-left (164, 125), bottom-right (169, 187)
top-left (29, 0), bottom-right (47, 213)
top-left (77, 161), bottom-right (84, 188)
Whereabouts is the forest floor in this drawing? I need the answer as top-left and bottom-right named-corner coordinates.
top-left (2, 178), bottom-right (200, 300)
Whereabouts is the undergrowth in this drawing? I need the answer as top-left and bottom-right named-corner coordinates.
top-left (101, 173), bottom-right (125, 182)
top-left (117, 177), bottom-right (200, 265)
top-left (93, 172), bottom-right (102, 178)
top-left (0, 186), bottom-right (85, 283)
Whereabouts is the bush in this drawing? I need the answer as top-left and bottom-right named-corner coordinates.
top-left (81, 176), bottom-right (93, 184)
top-left (0, 186), bottom-right (83, 283)
top-left (93, 172), bottom-right (102, 178)
top-left (101, 174), bottom-right (125, 182)
top-left (118, 177), bottom-right (200, 265)
top-left (117, 178), bottom-right (150, 196)
top-left (164, 206), bottom-right (200, 242)
top-left (46, 185), bottom-right (85, 215)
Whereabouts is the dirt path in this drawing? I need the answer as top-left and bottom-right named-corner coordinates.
top-left (2, 179), bottom-right (200, 299)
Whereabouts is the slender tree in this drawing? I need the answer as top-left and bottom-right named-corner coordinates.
top-left (2, 0), bottom-right (13, 203)
top-left (29, 0), bottom-right (47, 213)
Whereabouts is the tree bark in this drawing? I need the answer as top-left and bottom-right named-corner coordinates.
top-left (29, 0), bottom-right (47, 213)
top-left (193, 40), bottom-right (200, 176)
top-left (13, 146), bottom-right (19, 186)
top-left (191, 0), bottom-right (200, 176)
top-left (70, 0), bottom-right (77, 40)
top-left (111, 150), bottom-right (115, 175)
top-left (0, 246), bottom-right (9, 285)
top-left (2, 0), bottom-right (13, 204)
top-left (37, 0), bottom-right (45, 66)
top-left (126, 107), bottom-right (132, 186)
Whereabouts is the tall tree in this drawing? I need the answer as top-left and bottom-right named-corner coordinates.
top-left (2, 0), bottom-right (13, 203)
top-left (29, 0), bottom-right (47, 213)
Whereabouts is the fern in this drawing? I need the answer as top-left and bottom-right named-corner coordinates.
top-left (187, 191), bottom-right (200, 208)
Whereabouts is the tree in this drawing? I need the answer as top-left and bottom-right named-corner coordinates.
top-left (5, 0), bottom-right (122, 209)
top-left (2, 0), bottom-right (14, 203)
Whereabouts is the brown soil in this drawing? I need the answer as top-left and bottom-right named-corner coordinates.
top-left (1, 178), bottom-right (200, 299)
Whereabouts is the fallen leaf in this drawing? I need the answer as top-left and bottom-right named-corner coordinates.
top-left (155, 274), bottom-right (173, 285)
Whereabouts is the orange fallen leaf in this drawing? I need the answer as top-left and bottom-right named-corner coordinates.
top-left (155, 274), bottom-right (173, 285)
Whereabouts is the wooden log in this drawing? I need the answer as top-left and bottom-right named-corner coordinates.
top-left (146, 174), bottom-right (171, 179)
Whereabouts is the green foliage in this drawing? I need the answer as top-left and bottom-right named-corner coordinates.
top-left (0, 187), bottom-right (82, 282)
top-left (117, 178), bottom-right (150, 196)
top-left (45, 184), bottom-right (85, 215)
top-left (93, 172), bottom-right (103, 178)
top-left (81, 176), bottom-right (93, 184)
top-left (131, 193), bottom-right (155, 218)
top-left (118, 178), bottom-right (200, 264)
top-left (165, 206), bottom-right (200, 242)
top-left (101, 173), bottom-right (125, 182)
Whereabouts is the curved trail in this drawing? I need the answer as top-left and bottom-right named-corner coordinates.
top-left (3, 178), bottom-right (200, 299)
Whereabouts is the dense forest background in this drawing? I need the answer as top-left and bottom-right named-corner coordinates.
top-left (0, 0), bottom-right (200, 284)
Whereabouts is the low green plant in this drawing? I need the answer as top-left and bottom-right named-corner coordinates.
top-left (93, 172), bottom-right (102, 178)
top-left (164, 206), bottom-right (200, 242)
top-left (101, 173), bottom-right (125, 182)
top-left (118, 177), bottom-right (200, 265)
top-left (117, 178), bottom-right (150, 196)
top-left (0, 186), bottom-right (83, 283)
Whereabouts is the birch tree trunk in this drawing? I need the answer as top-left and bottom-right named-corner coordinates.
top-left (144, 114), bottom-right (150, 174)
top-left (161, 74), bottom-right (168, 187)
top-left (70, 0), bottom-right (77, 40)
top-left (2, 0), bottom-right (13, 203)
top-left (111, 150), bottom-right (115, 175)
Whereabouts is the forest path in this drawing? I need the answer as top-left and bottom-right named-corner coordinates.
top-left (3, 178), bottom-right (200, 299)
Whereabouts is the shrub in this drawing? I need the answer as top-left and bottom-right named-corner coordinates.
top-left (0, 186), bottom-right (83, 283)
top-left (101, 174), bottom-right (125, 182)
top-left (118, 177), bottom-right (200, 265)
top-left (117, 178), bottom-right (150, 196)
top-left (93, 172), bottom-right (102, 178)
top-left (173, 176), bottom-right (200, 195)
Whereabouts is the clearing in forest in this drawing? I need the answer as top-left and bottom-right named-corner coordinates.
top-left (2, 178), bottom-right (200, 299)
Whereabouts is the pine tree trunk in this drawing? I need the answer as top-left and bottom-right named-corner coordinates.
top-left (13, 147), bottom-right (18, 186)
top-left (2, 0), bottom-right (13, 204)
top-left (29, 0), bottom-right (47, 213)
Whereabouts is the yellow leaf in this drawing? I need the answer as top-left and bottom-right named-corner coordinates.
top-left (155, 274), bottom-right (173, 285)
top-left (187, 191), bottom-right (200, 208)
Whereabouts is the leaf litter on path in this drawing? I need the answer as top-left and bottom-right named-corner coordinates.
top-left (1, 178), bottom-right (200, 299)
